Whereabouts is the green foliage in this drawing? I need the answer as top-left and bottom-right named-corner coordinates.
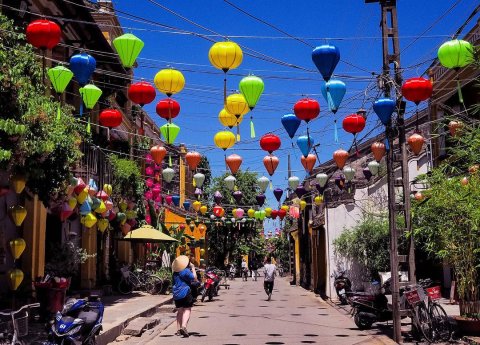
top-left (333, 214), bottom-right (390, 280)
top-left (206, 170), bottom-right (259, 207)
top-left (45, 242), bottom-right (95, 277)
top-left (268, 234), bottom-right (289, 266)
top-left (108, 154), bottom-right (145, 202)
top-left (0, 15), bottom-right (83, 205)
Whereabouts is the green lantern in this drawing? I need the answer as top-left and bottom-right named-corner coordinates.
top-left (239, 75), bottom-right (264, 138)
top-left (160, 122), bottom-right (180, 144)
top-left (48, 66), bottom-right (73, 94)
top-left (80, 84), bottom-right (102, 110)
top-left (437, 39), bottom-right (473, 69)
top-left (113, 33), bottom-right (144, 68)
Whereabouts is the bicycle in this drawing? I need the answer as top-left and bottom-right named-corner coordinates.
top-left (118, 266), bottom-right (162, 294)
top-left (403, 285), bottom-right (434, 343)
top-left (425, 286), bottom-right (451, 342)
top-left (0, 303), bottom-right (40, 345)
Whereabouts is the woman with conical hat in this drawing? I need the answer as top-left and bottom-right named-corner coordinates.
top-left (172, 255), bottom-right (197, 337)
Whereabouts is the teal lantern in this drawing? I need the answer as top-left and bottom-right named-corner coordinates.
top-left (79, 84), bottom-right (102, 133)
top-left (47, 66), bottom-right (73, 121)
top-left (160, 122), bottom-right (180, 144)
top-left (239, 75), bottom-right (264, 138)
top-left (113, 33), bottom-right (144, 69)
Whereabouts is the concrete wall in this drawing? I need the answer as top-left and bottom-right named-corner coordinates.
top-left (324, 154), bottom-right (430, 298)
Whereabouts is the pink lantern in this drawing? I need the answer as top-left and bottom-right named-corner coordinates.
top-left (145, 214), bottom-right (152, 224)
top-left (152, 184), bottom-right (161, 198)
top-left (144, 190), bottom-right (153, 200)
top-left (105, 200), bottom-right (113, 211)
top-left (145, 154), bottom-right (153, 165)
top-left (146, 178), bottom-right (154, 188)
top-left (97, 190), bottom-right (108, 201)
top-left (235, 208), bottom-right (245, 219)
top-left (165, 195), bottom-right (173, 205)
top-left (145, 166), bottom-right (154, 176)
top-left (289, 206), bottom-right (300, 219)
top-left (155, 195), bottom-right (162, 204)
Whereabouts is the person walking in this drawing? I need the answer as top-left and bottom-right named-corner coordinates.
top-left (263, 256), bottom-right (276, 301)
top-left (172, 255), bottom-right (197, 337)
top-left (251, 257), bottom-right (259, 281)
top-left (241, 258), bottom-right (248, 281)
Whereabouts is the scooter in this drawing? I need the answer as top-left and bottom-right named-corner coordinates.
top-left (333, 270), bottom-right (352, 305)
top-left (205, 268), bottom-right (221, 296)
top-left (349, 281), bottom-right (391, 330)
top-left (45, 295), bottom-right (104, 345)
top-left (201, 271), bottom-right (217, 302)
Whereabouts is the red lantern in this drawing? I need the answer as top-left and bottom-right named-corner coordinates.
top-left (99, 109), bottom-right (122, 128)
top-left (26, 20), bottom-right (61, 50)
top-left (294, 98), bottom-right (320, 123)
top-left (278, 209), bottom-right (287, 220)
top-left (402, 77), bottom-right (433, 105)
top-left (128, 81), bottom-right (156, 107)
top-left (150, 145), bottom-right (167, 164)
top-left (156, 98), bottom-right (180, 121)
top-left (260, 133), bottom-right (281, 154)
top-left (342, 114), bottom-right (366, 135)
top-left (371, 142), bottom-right (386, 162)
top-left (271, 210), bottom-right (279, 219)
top-left (213, 206), bottom-right (224, 217)
top-left (407, 132), bottom-right (425, 155)
top-left (263, 155), bottom-right (279, 176)
top-left (333, 149), bottom-right (349, 170)
top-left (226, 154), bottom-right (242, 175)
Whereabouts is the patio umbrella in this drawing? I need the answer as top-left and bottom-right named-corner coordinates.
top-left (122, 225), bottom-right (178, 243)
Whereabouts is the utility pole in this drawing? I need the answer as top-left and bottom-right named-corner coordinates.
top-left (366, 0), bottom-right (416, 343)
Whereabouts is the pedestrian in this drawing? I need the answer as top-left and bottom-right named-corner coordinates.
top-left (172, 255), bottom-right (197, 337)
top-left (251, 257), bottom-right (259, 281)
top-left (263, 256), bottom-right (276, 301)
top-left (241, 258), bottom-right (248, 281)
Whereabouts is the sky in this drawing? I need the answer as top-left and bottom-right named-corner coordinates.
top-left (109, 0), bottom-right (478, 232)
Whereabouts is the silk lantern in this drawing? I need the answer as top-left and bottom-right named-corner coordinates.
top-left (213, 205), bottom-right (224, 217)
top-left (316, 173), bottom-right (328, 188)
top-left (97, 219), bottom-right (109, 233)
top-left (235, 208), bottom-right (245, 219)
top-left (321, 79), bottom-right (346, 113)
top-left (183, 201), bottom-right (191, 210)
top-left (48, 66), bottom-right (73, 95)
top-left (99, 109), bottom-right (122, 128)
top-left (10, 175), bottom-right (26, 194)
top-left (214, 131), bottom-right (235, 151)
top-left (371, 142), bottom-right (386, 162)
top-left (247, 208), bottom-right (255, 218)
top-left (257, 176), bottom-right (269, 193)
top-left (128, 81), bottom-right (156, 107)
top-left (185, 151), bottom-right (202, 171)
top-left (314, 196), bottom-right (323, 206)
top-left (256, 194), bottom-right (266, 207)
top-left (312, 44), bottom-right (340, 81)
top-left (239, 75), bottom-right (264, 138)
top-left (8, 269), bottom-right (24, 291)
top-left (224, 175), bottom-right (236, 191)
top-left (273, 188), bottom-right (283, 202)
top-left (162, 168), bottom-right (175, 183)
top-left (70, 52), bottom-right (96, 86)
top-left (193, 173), bottom-right (205, 188)
top-left (150, 145), bottom-right (167, 164)
top-left (263, 155), bottom-right (279, 176)
top-left (9, 238), bottom-right (26, 260)
top-left (281, 113), bottom-right (301, 140)
top-left (83, 212), bottom-right (98, 228)
top-left (297, 135), bottom-right (314, 158)
top-left (172, 195), bottom-right (181, 207)
top-left (408, 133), bottom-right (425, 155)
top-left (113, 33), bottom-right (144, 68)
top-left (294, 98), bottom-right (320, 123)
top-left (79, 84), bottom-right (102, 110)
top-left (333, 149), bottom-right (349, 170)
top-left (226, 93), bottom-right (249, 141)
top-left (103, 184), bottom-right (113, 196)
top-left (226, 154), bottom-right (242, 175)
top-left (288, 176), bottom-right (300, 190)
top-left (200, 205), bottom-right (208, 215)
top-left (260, 133), bottom-right (281, 154)
top-left (265, 208), bottom-right (272, 218)
top-left (449, 121), bottom-right (463, 137)
top-left (26, 20), bottom-right (61, 50)
top-left (160, 122), bottom-right (181, 144)
top-left (343, 166), bottom-right (356, 182)
top-left (363, 167), bottom-right (373, 181)
top-left (214, 191), bottom-right (223, 205)
top-left (301, 154), bottom-right (316, 173)
top-left (193, 201), bottom-right (202, 212)
top-left (154, 68), bottom-right (185, 97)
top-left (219, 108), bottom-right (242, 129)
top-left (373, 98), bottom-right (396, 126)
top-left (156, 98), bottom-right (180, 121)
top-left (401, 78), bottom-right (432, 105)
top-left (343, 113), bottom-right (366, 135)
top-left (9, 205), bottom-right (27, 227)
top-left (368, 161), bottom-right (380, 176)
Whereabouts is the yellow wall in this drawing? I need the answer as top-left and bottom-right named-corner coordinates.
top-left (81, 225), bottom-right (97, 289)
top-left (290, 230), bottom-right (300, 285)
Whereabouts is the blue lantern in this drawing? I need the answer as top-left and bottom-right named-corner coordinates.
top-left (297, 135), bottom-right (315, 158)
top-left (79, 200), bottom-right (92, 216)
top-left (321, 79), bottom-right (346, 114)
top-left (281, 114), bottom-right (301, 139)
top-left (172, 195), bottom-right (180, 207)
top-left (373, 98), bottom-right (396, 126)
top-left (69, 52), bottom-right (96, 86)
top-left (312, 45), bottom-right (340, 82)
top-left (183, 201), bottom-right (191, 210)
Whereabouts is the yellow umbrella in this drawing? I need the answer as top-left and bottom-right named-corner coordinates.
top-left (122, 225), bottom-right (179, 243)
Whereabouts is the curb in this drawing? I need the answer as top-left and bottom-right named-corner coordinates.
top-left (96, 296), bottom-right (173, 345)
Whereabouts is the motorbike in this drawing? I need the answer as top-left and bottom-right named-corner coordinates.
top-left (333, 270), bottom-right (352, 305)
top-left (349, 281), bottom-right (391, 330)
top-left (201, 269), bottom-right (219, 302)
top-left (45, 295), bottom-right (104, 345)
top-left (229, 264), bottom-right (236, 280)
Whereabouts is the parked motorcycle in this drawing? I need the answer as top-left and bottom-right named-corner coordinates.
top-left (45, 295), bottom-right (104, 345)
top-left (228, 264), bottom-right (236, 280)
top-left (333, 270), bottom-right (352, 305)
top-left (349, 281), bottom-right (391, 330)
top-left (201, 268), bottom-right (220, 302)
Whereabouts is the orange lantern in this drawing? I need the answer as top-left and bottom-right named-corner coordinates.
top-left (448, 120), bottom-right (462, 137)
top-left (198, 224), bottom-right (207, 234)
top-left (226, 154), bottom-right (242, 175)
top-left (414, 192), bottom-right (424, 201)
top-left (408, 133), bottom-right (425, 155)
top-left (301, 154), bottom-right (316, 173)
top-left (150, 145), bottom-right (167, 164)
top-left (461, 177), bottom-right (469, 186)
top-left (185, 151), bottom-right (202, 171)
top-left (333, 149), bottom-right (349, 170)
top-left (468, 165), bottom-right (479, 174)
top-left (371, 142), bottom-right (386, 162)
top-left (263, 155), bottom-right (279, 176)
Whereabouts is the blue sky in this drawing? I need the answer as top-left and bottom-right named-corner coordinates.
top-left (111, 0), bottom-right (478, 230)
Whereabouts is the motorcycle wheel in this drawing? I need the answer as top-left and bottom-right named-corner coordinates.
top-left (354, 313), bottom-right (373, 330)
top-left (83, 338), bottom-right (96, 345)
top-left (201, 289), bottom-right (207, 303)
top-left (208, 290), bottom-right (213, 301)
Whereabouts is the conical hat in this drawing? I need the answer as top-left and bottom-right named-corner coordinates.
top-left (172, 255), bottom-right (189, 273)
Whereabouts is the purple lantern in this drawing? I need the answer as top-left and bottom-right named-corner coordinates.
top-left (273, 188), bottom-right (283, 202)
top-left (256, 194), bottom-right (266, 207)
top-left (315, 184), bottom-right (324, 193)
top-left (232, 190), bottom-right (243, 204)
top-left (214, 191), bottom-right (223, 205)
top-left (146, 178), bottom-right (154, 188)
top-left (363, 167), bottom-right (372, 181)
top-left (194, 188), bottom-right (203, 200)
top-left (295, 185), bottom-right (306, 198)
top-left (335, 175), bottom-right (345, 190)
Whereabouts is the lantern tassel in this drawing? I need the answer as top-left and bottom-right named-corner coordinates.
top-left (169, 153), bottom-right (172, 167)
top-left (86, 117), bottom-right (91, 134)
top-left (193, 178), bottom-right (196, 187)
top-left (269, 180), bottom-right (273, 191)
top-left (236, 125), bottom-right (240, 142)
top-left (334, 120), bottom-right (339, 143)
top-left (223, 75), bottom-right (227, 107)
top-left (250, 116), bottom-right (255, 138)
top-left (457, 77), bottom-right (464, 104)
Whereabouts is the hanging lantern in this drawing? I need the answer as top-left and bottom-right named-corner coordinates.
top-left (154, 68), bottom-right (185, 97)
top-left (402, 78), bottom-right (433, 105)
top-left (448, 121), bottom-right (463, 137)
top-left (343, 113), bottom-right (366, 135)
top-left (224, 175), bottom-right (236, 191)
top-left (321, 79), bottom-right (346, 113)
top-left (128, 81), bottom-right (156, 107)
top-left (260, 133), bottom-right (281, 154)
top-left (408, 133), bottom-right (425, 155)
top-left (288, 176), bottom-right (300, 190)
top-left (294, 98), bottom-right (320, 123)
top-left (226, 93), bottom-right (250, 119)
top-left (239, 75), bottom-right (264, 138)
top-left (103, 184), bottom-right (112, 196)
top-left (9, 238), bottom-right (26, 260)
top-left (214, 191), bottom-right (223, 205)
top-left (311, 44), bottom-right (340, 82)
top-left (60, 202), bottom-right (73, 221)
top-left (79, 84), bottom-right (102, 110)
top-left (69, 52), bottom-right (96, 86)
top-left (300, 200), bottom-right (307, 211)
top-left (200, 205), bottom-right (208, 215)
top-left (256, 194), bottom-right (266, 207)
top-left (112, 33), bottom-right (144, 68)
top-left (208, 41), bottom-right (243, 72)
top-left (83, 212), bottom-right (98, 228)
top-left (150, 145), bottom-right (167, 164)
top-left (185, 151), bottom-right (202, 171)
top-left (198, 224), bottom-right (207, 234)
top-left (263, 155), bottom-right (279, 176)
top-left (214, 131), bottom-right (236, 151)
top-left (99, 109), bottom-right (122, 128)
top-left (414, 192), bottom-right (424, 201)
top-left (8, 269), bottom-right (24, 291)
top-left (247, 208), bottom-right (255, 218)
top-left (363, 167), bottom-right (373, 181)
top-left (97, 219), bottom-right (109, 233)
top-left (437, 39), bottom-right (473, 69)
top-left (79, 200), bottom-right (92, 216)
top-left (95, 200), bottom-right (107, 214)
top-left (271, 210), bottom-right (279, 219)
top-left (281, 113), bottom-right (301, 139)
top-left (164, 195), bottom-right (173, 205)
top-left (183, 201), bottom-right (191, 210)
top-left (301, 154), bottom-right (316, 173)
top-left (273, 188), bottom-right (283, 202)
top-left (297, 135), bottom-right (315, 158)
top-left (105, 200), bottom-right (113, 211)
top-left (10, 175), bottom-right (26, 194)
top-left (9, 205), bottom-right (27, 227)
top-left (316, 173), bottom-right (329, 188)
top-left (26, 19), bottom-right (61, 50)
top-left (265, 208), bottom-right (272, 218)
top-left (373, 98), bottom-right (396, 125)
top-left (77, 188), bottom-right (88, 204)
top-left (193, 173), bottom-right (206, 188)
top-left (333, 149), bottom-right (349, 169)
top-left (48, 66), bottom-right (73, 94)
top-left (226, 154), bottom-right (242, 175)
top-left (295, 185), bottom-right (307, 198)
top-left (96, 190), bottom-right (108, 201)
top-left (368, 161), bottom-right (380, 176)
top-left (257, 176), bottom-right (270, 193)
top-left (160, 122), bottom-right (181, 144)
top-left (219, 108), bottom-right (242, 129)
top-left (156, 98), bottom-right (180, 121)
top-left (162, 168), bottom-right (175, 183)
top-left (213, 205), bottom-right (225, 217)
top-left (193, 201), bottom-right (202, 212)
top-left (232, 191), bottom-right (243, 203)
top-left (314, 196), bottom-right (323, 206)
top-left (145, 166), bottom-right (154, 176)
top-left (343, 166), bottom-right (356, 182)
top-left (371, 142), bottom-right (386, 162)
top-left (68, 197), bottom-right (78, 210)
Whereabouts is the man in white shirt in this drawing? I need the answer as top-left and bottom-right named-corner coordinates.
top-left (263, 257), bottom-right (276, 301)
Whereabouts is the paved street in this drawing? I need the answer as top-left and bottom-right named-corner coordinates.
top-left (113, 277), bottom-right (395, 345)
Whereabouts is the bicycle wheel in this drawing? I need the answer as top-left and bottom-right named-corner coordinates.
top-left (128, 273), bottom-right (142, 292)
top-left (429, 302), bottom-right (451, 342)
top-left (145, 275), bottom-right (162, 294)
top-left (415, 303), bottom-right (433, 343)
top-left (118, 278), bottom-right (133, 294)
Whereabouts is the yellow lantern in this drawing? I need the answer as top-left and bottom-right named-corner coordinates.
top-left (209, 41), bottom-right (243, 72)
top-left (281, 205), bottom-right (289, 212)
top-left (103, 184), bottom-right (113, 196)
top-left (200, 248), bottom-right (205, 256)
top-left (300, 200), bottom-right (307, 210)
top-left (247, 208), bottom-right (255, 218)
top-left (265, 207), bottom-right (272, 217)
top-left (77, 188), bottom-right (88, 204)
top-left (154, 68), bottom-right (185, 97)
top-left (119, 200), bottom-right (128, 212)
top-left (225, 94), bottom-right (249, 119)
top-left (97, 219), bottom-right (109, 233)
top-left (68, 197), bottom-right (77, 210)
top-left (314, 196), bottom-right (323, 206)
top-left (126, 210), bottom-right (137, 220)
top-left (9, 205), bottom-right (27, 227)
top-left (9, 238), bottom-right (26, 260)
top-left (219, 109), bottom-right (243, 129)
top-left (10, 175), bottom-right (26, 194)
top-left (198, 224), bottom-right (207, 233)
top-left (95, 201), bottom-right (107, 214)
top-left (193, 201), bottom-right (202, 212)
top-left (214, 131), bottom-right (236, 151)
top-left (200, 205), bottom-right (208, 215)
top-left (83, 212), bottom-right (98, 228)
top-left (8, 269), bottom-right (24, 291)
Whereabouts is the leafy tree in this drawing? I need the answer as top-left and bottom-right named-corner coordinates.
top-left (268, 234), bottom-right (289, 266)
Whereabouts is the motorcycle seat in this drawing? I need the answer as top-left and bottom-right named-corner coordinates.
top-left (77, 310), bottom-right (99, 328)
